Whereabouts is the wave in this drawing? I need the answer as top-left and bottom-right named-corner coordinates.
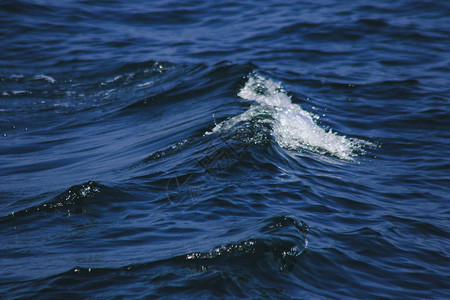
top-left (0, 215), bottom-right (308, 299)
top-left (1, 181), bottom-right (102, 221)
top-left (208, 73), bottom-right (370, 160)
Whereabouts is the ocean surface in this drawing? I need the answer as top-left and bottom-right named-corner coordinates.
top-left (1, 0), bottom-right (449, 298)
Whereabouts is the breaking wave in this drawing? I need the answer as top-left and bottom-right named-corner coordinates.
top-left (209, 74), bottom-right (370, 160)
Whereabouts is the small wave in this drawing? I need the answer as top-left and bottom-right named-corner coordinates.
top-left (3, 181), bottom-right (101, 220)
top-left (33, 74), bottom-right (56, 84)
top-left (209, 73), bottom-right (370, 160)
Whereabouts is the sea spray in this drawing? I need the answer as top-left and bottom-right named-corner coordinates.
top-left (208, 73), bottom-right (368, 160)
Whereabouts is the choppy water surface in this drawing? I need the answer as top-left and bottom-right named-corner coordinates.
top-left (1, 0), bottom-right (449, 298)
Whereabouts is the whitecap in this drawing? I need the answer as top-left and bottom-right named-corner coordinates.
top-left (209, 73), bottom-right (369, 160)
top-left (33, 74), bottom-right (56, 83)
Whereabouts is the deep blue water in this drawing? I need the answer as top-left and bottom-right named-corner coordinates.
top-left (1, 0), bottom-right (449, 298)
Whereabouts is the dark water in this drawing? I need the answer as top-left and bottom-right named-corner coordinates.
top-left (1, 0), bottom-right (449, 298)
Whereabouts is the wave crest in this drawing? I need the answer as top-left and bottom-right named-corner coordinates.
top-left (210, 73), bottom-right (370, 160)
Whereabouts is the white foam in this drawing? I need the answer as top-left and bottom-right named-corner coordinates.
top-left (209, 74), bottom-right (367, 160)
top-left (33, 74), bottom-right (56, 83)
